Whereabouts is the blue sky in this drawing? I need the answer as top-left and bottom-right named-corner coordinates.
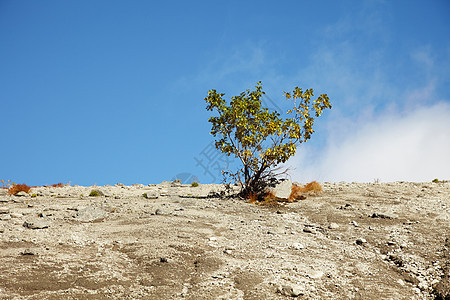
top-left (1, 0), bottom-right (449, 186)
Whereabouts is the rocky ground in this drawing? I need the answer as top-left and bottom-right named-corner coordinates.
top-left (0, 180), bottom-right (449, 299)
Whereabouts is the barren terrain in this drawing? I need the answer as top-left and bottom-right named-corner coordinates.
top-left (0, 181), bottom-right (449, 299)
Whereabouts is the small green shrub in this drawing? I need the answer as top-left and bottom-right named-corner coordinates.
top-left (89, 190), bottom-right (102, 197)
top-left (432, 178), bottom-right (439, 183)
top-left (31, 193), bottom-right (37, 198)
top-left (142, 193), bottom-right (148, 198)
top-left (191, 182), bottom-right (199, 187)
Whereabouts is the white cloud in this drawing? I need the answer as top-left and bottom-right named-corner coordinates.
top-left (289, 102), bottom-right (450, 183)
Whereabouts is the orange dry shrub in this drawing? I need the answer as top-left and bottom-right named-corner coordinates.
top-left (260, 191), bottom-right (279, 207)
top-left (246, 192), bottom-right (259, 204)
top-left (8, 183), bottom-right (32, 195)
top-left (289, 181), bottom-right (323, 200)
top-left (246, 191), bottom-right (280, 207)
top-left (304, 181), bottom-right (322, 194)
top-left (289, 185), bottom-right (306, 201)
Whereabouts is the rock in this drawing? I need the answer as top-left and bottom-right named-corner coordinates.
top-left (307, 270), bottom-right (325, 279)
top-left (10, 213), bottom-right (22, 218)
top-left (143, 191), bottom-right (159, 199)
top-left (268, 179), bottom-right (292, 200)
top-left (339, 203), bottom-right (353, 210)
top-left (75, 207), bottom-right (107, 223)
top-left (21, 249), bottom-right (35, 255)
top-left (291, 242), bottom-right (305, 250)
top-left (171, 179), bottom-right (182, 187)
top-left (15, 191), bottom-right (29, 197)
top-left (370, 212), bottom-right (398, 219)
top-left (388, 254), bottom-right (404, 267)
top-left (23, 220), bottom-right (50, 229)
top-left (356, 238), bottom-right (367, 245)
top-left (159, 189), bottom-right (169, 196)
top-left (159, 181), bottom-right (172, 187)
top-left (351, 221), bottom-right (359, 227)
top-left (328, 223), bottom-right (339, 229)
top-left (1, 214), bottom-right (12, 221)
top-left (303, 227), bottom-right (315, 234)
top-left (154, 208), bottom-right (164, 215)
top-left (223, 246), bottom-right (235, 254)
top-left (0, 189), bottom-right (8, 196)
top-left (278, 284), bottom-right (304, 297)
top-left (418, 280), bottom-right (429, 291)
top-left (0, 207), bottom-right (9, 214)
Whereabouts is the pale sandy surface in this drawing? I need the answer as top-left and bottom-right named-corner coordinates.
top-left (0, 181), bottom-right (449, 299)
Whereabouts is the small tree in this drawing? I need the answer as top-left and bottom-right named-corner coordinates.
top-left (205, 81), bottom-right (331, 197)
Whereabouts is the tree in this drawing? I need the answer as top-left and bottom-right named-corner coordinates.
top-left (205, 81), bottom-right (331, 197)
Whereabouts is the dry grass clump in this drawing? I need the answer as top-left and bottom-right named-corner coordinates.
top-left (288, 181), bottom-right (322, 201)
top-left (50, 183), bottom-right (65, 187)
top-left (246, 192), bottom-right (259, 204)
top-left (8, 183), bottom-right (32, 195)
top-left (246, 181), bottom-right (322, 206)
top-left (260, 191), bottom-right (279, 207)
top-left (246, 191), bottom-right (280, 207)
top-left (304, 181), bottom-right (322, 194)
top-left (289, 185), bottom-right (305, 201)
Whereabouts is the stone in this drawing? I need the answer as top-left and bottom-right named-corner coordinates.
top-left (356, 238), bottom-right (367, 245)
top-left (292, 242), bottom-right (305, 250)
top-left (23, 220), bottom-right (50, 229)
top-left (15, 191), bottom-right (28, 197)
top-left (303, 227), bottom-right (315, 234)
top-left (278, 284), bottom-right (304, 297)
top-left (307, 270), bottom-right (325, 279)
top-left (74, 207), bottom-right (107, 223)
top-left (268, 179), bottom-right (292, 200)
top-left (0, 189), bottom-right (8, 196)
top-left (154, 208), bottom-right (163, 215)
top-left (370, 212), bottom-right (397, 219)
top-left (159, 189), bottom-right (169, 196)
top-left (339, 203), bottom-right (353, 210)
top-left (143, 191), bottom-right (159, 199)
top-left (1, 214), bottom-right (11, 221)
top-left (171, 179), bottom-right (182, 187)
top-left (10, 213), bottom-right (23, 218)
top-left (21, 249), bottom-right (35, 255)
top-left (328, 223), bottom-right (339, 229)
top-left (159, 181), bottom-right (172, 187)
top-left (418, 280), bottom-right (429, 291)
top-left (0, 207), bottom-right (9, 214)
